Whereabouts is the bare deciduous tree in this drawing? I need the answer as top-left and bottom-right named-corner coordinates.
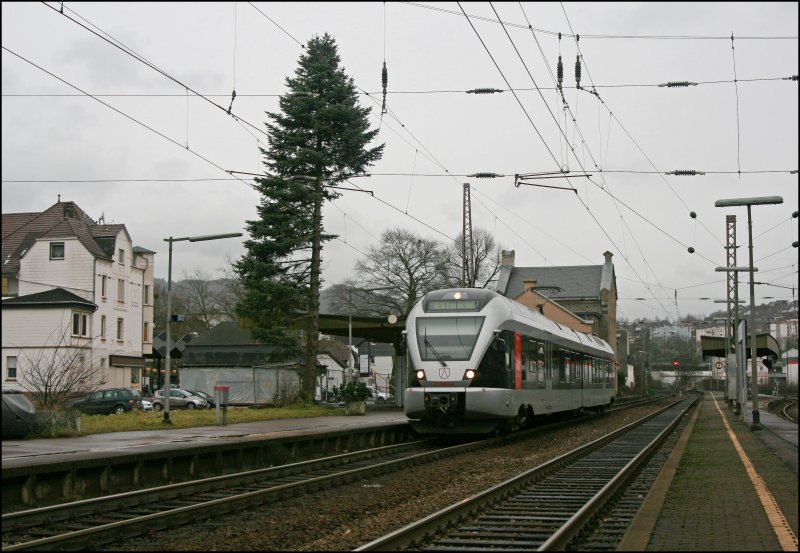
top-left (440, 227), bottom-right (503, 289)
top-left (180, 267), bottom-right (224, 331)
top-left (17, 320), bottom-right (106, 410)
top-left (350, 228), bottom-right (447, 317)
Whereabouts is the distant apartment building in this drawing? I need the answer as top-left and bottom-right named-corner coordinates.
top-left (650, 324), bottom-right (692, 341)
top-left (2, 200), bottom-right (154, 391)
top-left (770, 319), bottom-right (798, 349)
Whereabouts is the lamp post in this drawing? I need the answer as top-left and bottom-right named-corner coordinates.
top-left (162, 232), bottom-right (242, 424)
top-left (715, 196), bottom-right (783, 430)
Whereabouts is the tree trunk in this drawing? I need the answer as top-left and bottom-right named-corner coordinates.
top-left (304, 177), bottom-right (323, 401)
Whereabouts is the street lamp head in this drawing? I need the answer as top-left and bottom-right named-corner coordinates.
top-left (188, 232), bottom-right (243, 242)
top-left (714, 196), bottom-right (783, 208)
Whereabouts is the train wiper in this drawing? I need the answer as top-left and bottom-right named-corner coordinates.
top-left (424, 338), bottom-right (447, 367)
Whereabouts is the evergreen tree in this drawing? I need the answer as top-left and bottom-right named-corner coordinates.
top-left (235, 33), bottom-right (384, 400)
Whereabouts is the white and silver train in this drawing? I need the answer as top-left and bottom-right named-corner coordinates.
top-left (403, 288), bottom-right (617, 434)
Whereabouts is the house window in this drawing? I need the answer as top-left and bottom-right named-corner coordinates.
top-left (117, 279), bottom-right (125, 303)
top-left (101, 315), bottom-right (106, 339)
top-left (143, 321), bottom-right (149, 342)
top-left (143, 285), bottom-right (151, 305)
top-left (101, 275), bottom-right (108, 298)
top-left (72, 312), bottom-right (89, 337)
top-left (50, 242), bottom-right (65, 260)
top-left (118, 248), bottom-right (125, 265)
top-left (7, 356), bottom-right (17, 380)
top-left (117, 318), bottom-right (124, 340)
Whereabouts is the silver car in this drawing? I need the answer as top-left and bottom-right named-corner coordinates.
top-left (151, 388), bottom-right (207, 411)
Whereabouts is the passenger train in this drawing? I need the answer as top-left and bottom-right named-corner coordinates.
top-left (403, 288), bottom-right (616, 434)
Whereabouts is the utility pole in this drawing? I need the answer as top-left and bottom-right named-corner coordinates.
top-left (462, 183), bottom-right (474, 287)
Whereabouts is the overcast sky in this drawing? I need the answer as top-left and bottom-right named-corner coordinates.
top-left (2, 2), bottom-right (798, 323)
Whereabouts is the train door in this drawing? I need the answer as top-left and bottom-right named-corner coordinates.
top-left (544, 341), bottom-right (553, 411)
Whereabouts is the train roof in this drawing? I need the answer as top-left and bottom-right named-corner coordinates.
top-left (416, 288), bottom-right (614, 356)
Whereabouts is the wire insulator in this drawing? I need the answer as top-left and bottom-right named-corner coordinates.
top-left (557, 55), bottom-right (563, 90)
top-left (466, 88), bottom-right (504, 94)
top-left (575, 56), bottom-right (581, 89)
top-left (468, 172), bottom-right (503, 178)
top-left (658, 81), bottom-right (698, 87)
top-left (666, 170), bottom-right (706, 176)
top-left (381, 61), bottom-right (388, 115)
top-left (227, 89), bottom-right (236, 114)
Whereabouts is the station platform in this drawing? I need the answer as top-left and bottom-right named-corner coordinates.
top-left (1, 407), bottom-right (408, 467)
top-left (620, 391), bottom-right (798, 551)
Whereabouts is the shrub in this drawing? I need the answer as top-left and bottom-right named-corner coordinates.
top-left (333, 380), bottom-right (373, 403)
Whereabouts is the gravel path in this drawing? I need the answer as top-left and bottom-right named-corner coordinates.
top-left (108, 401), bottom-right (672, 551)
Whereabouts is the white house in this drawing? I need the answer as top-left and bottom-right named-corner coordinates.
top-left (2, 200), bottom-right (154, 391)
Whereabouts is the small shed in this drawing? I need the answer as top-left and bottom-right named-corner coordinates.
top-left (178, 321), bottom-right (345, 404)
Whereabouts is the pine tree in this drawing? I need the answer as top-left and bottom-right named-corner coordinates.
top-left (235, 33), bottom-right (384, 400)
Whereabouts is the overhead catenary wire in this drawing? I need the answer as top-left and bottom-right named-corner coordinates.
top-left (43, 2), bottom-right (270, 141)
top-left (400, 2), bottom-right (799, 40)
top-left (1, 46), bottom-right (259, 193)
top-left (464, 2), bottom-right (675, 319)
top-left (6, 74), bottom-right (796, 96)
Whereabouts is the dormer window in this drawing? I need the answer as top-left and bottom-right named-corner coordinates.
top-left (50, 242), bottom-right (65, 260)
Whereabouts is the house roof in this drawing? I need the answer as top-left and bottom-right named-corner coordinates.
top-left (2, 201), bottom-right (137, 276)
top-left (500, 265), bottom-right (604, 300)
top-left (182, 321), bottom-right (347, 369)
top-left (496, 252), bottom-right (616, 302)
top-left (2, 287), bottom-right (97, 311)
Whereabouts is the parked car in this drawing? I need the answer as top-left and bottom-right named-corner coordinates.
top-left (2, 389), bottom-right (37, 439)
top-left (140, 399), bottom-right (153, 411)
top-left (69, 388), bottom-right (142, 415)
top-left (188, 390), bottom-right (215, 409)
top-left (151, 388), bottom-right (207, 411)
top-left (368, 387), bottom-right (391, 404)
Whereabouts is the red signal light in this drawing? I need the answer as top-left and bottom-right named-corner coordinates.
top-left (673, 360), bottom-right (679, 366)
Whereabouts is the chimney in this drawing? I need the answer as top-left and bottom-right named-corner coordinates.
top-left (523, 278), bottom-right (537, 292)
top-left (501, 249), bottom-right (515, 267)
top-left (603, 250), bottom-right (613, 264)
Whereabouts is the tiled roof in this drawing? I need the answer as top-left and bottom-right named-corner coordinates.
top-left (2, 201), bottom-right (129, 275)
top-left (504, 265), bottom-right (605, 300)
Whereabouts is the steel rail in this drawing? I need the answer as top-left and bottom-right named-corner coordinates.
top-left (2, 397), bottom-right (669, 551)
top-left (356, 395), bottom-right (695, 551)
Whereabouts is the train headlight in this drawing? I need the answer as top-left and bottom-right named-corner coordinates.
top-left (464, 369), bottom-right (476, 380)
top-left (415, 370), bottom-right (425, 380)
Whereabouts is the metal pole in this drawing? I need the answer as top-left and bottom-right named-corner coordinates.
top-left (163, 237), bottom-right (173, 423)
top-left (746, 205), bottom-right (762, 430)
top-left (348, 287), bottom-right (353, 384)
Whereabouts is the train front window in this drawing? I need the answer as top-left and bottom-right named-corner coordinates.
top-left (416, 317), bottom-right (484, 362)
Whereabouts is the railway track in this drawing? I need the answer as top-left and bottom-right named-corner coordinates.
top-left (1, 397), bottom-right (668, 551)
top-left (357, 394), bottom-right (698, 551)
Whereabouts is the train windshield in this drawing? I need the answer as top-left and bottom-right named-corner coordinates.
top-left (416, 317), bottom-right (484, 362)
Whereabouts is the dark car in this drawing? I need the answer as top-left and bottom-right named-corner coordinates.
top-left (188, 390), bottom-right (215, 409)
top-left (2, 389), bottom-right (37, 439)
top-left (70, 388), bottom-right (142, 415)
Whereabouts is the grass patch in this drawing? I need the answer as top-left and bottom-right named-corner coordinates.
top-left (71, 404), bottom-right (342, 437)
